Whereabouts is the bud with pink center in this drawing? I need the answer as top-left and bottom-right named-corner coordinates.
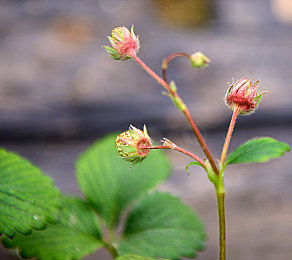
top-left (225, 77), bottom-right (269, 115)
top-left (115, 125), bottom-right (151, 165)
top-left (104, 26), bottom-right (140, 61)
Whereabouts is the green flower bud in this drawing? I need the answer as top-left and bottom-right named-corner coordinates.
top-left (115, 125), bottom-right (151, 165)
top-left (190, 52), bottom-right (210, 68)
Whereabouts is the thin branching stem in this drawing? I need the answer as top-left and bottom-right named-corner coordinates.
top-left (162, 52), bottom-right (191, 83)
top-left (148, 145), bottom-right (206, 168)
top-left (131, 54), bottom-right (218, 174)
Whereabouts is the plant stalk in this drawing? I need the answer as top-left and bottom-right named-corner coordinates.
top-left (182, 108), bottom-right (219, 174)
top-left (131, 54), bottom-right (218, 174)
top-left (148, 145), bottom-right (206, 168)
top-left (131, 54), bottom-right (175, 95)
top-left (162, 52), bottom-right (191, 83)
top-left (220, 108), bottom-right (240, 165)
top-left (104, 241), bottom-right (118, 259)
top-left (216, 191), bottom-right (226, 260)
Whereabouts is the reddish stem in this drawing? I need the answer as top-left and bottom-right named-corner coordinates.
top-left (148, 145), bottom-right (206, 168)
top-left (220, 107), bottom-right (240, 166)
top-left (183, 109), bottom-right (219, 175)
top-left (130, 53), bottom-right (218, 174)
top-left (162, 52), bottom-right (191, 83)
top-left (131, 54), bottom-right (175, 96)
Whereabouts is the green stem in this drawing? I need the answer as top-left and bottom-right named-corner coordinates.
top-left (103, 227), bottom-right (118, 259)
top-left (104, 241), bottom-right (118, 259)
top-left (216, 191), bottom-right (226, 260)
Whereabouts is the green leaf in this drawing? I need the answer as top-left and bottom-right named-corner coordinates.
top-left (76, 134), bottom-right (171, 228)
top-left (0, 149), bottom-right (61, 238)
top-left (118, 192), bottom-right (205, 259)
top-left (116, 254), bottom-right (169, 260)
top-left (226, 137), bottom-right (290, 165)
top-left (1, 197), bottom-right (103, 260)
top-left (185, 161), bottom-right (204, 174)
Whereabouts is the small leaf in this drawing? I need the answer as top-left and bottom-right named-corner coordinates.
top-left (0, 149), bottom-right (61, 238)
top-left (76, 134), bottom-right (171, 228)
top-left (1, 197), bottom-right (103, 260)
top-left (118, 192), bottom-right (205, 259)
top-left (116, 254), bottom-right (169, 260)
top-left (226, 137), bottom-right (290, 165)
top-left (185, 161), bottom-right (204, 174)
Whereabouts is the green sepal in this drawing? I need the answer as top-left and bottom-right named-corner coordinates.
top-left (169, 80), bottom-right (177, 92)
top-left (104, 45), bottom-right (130, 61)
top-left (104, 45), bottom-right (117, 55)
top-left (168, 92), bottom-right (186, 112)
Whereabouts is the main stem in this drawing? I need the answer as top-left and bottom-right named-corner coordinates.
top-left (216, 108), bottom-right (239, 260)
top-left (216, 191), bottom-right (226, 260)
top-left (105, 243), bottom-right (118, 259)
top-left (182, 108), bottom-right (218, 174)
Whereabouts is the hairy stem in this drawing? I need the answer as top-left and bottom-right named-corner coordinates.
top-left (148, 145), bottom-right (206, 168)
top-left (220, 108), bottom-right (240, 165)
top-left (216, 191), bottom-right (226, 260)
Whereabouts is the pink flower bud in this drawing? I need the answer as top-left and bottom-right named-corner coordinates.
top-left (104, 26), bottom-right (140, 61)
top-left (225, 77), bottom-right (269, 115)
top-left (115, 125), bottom-right (151, 165)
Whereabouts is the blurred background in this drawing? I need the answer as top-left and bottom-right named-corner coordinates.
top-left (0, 0), bottom-right (292, 259)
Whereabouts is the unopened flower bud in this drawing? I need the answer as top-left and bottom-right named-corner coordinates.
top-left (190, 52), bottom-right (210, 68)
top-left (115, 125), bottom-right (151, 165)
top-left (225, 77), bottom-right (269, 115)
top-left (104, 26), bottom-right (140, 61)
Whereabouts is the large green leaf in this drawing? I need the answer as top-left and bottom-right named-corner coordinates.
top-left (76, 134), bottom-right (171, 228)
top-left (0, 149), bottom-right (61, 238)
top-left (1, 197), bottom-right (103, 260)
top-left (118, 192), bottom-right (205, 259)
top-left (116, 255), bottom-right (169, 260)
top-left (226, 137), bottom-right (290, 165)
